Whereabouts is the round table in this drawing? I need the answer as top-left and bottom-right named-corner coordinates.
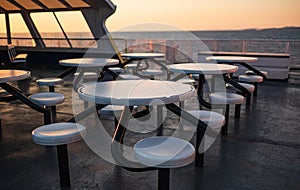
top-left (78, 80), bottom-right (195, 106)
top-left (76, 80), bottom-right (214, 167)
top-left (0, 70), bottom-right (51, 125)
top-left (122, 53), bottom-right (166, 79)
top-left (59, 58), bottom-right (120, 90)
top-left (0, 70), bottom-right (31, 83)
top-left (121, 53), bottom-right (165, 59)
top-left (168, 63), bottom-right (245, 109)
top-left (59, 58), bottom-right (119, 67)
top-left (205, 56), bottom-right (265, 80)
top-left (168, 63), bottom-right (238, 75)
top-left (206, 56), bottom-right (257, 63)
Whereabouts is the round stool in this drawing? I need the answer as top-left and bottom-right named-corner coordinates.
top-left (32, 122), bottom-right (86, 188)
top-left (141, 69), bottom-right (164, 79)
top-left (74, 72), bottom-right (98, 78)
top-left (227, 82), bottom-right (255, 93)
top-left (185, 110), bottom-right (225, 166)
top-left (99, 105), bottom-right (124, 120)
top-left (238, 75), bottom-right (264, 83)
top-left (125, 63), bottom-right (138, 74)
top-left (176, 78), bottom-right (196, 85)
top-left (0, 87), bottom-right (13, 100)
top-left (99, 105), bottom-right (124, 129)
top-left (134, 136), bottom-right (195, 190)
top-left (118, 74), bottom-right (141, 80)
top-left (238, 75), bottom-right (264, 96)
top-left (30, 92), bottom-right (65, 123)
top-left (227, 82), bottom-right (255, 105)
top-left (36, 78), bottom-right (63, 92)
top-left (245, 70), bottom-right (268, 77)
top-left (74, 72), bottom-right (98, 83)
top-left (209, 92), bottom-right (244, 135)
top-left (109, 67), bottom-right (124, 74)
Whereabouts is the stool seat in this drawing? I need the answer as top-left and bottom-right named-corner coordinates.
top-left (227, 82), bottom-right (255, 93)
top-left (176, 78), bottom-right (196, 84)
top-left (190, 74), bottom-right (213, 80)
top-left (32, 122), bottom-right (86, 146)
top-left (209, 92), bottom-right (244, 104)
top-left (134, 136), bottom-right (195, 168)
top-left (142, 69), bottom-right (164, 76)
top-left (245, 70), bottom-right (268, 77)
top-left (99, 105), bottom-right (124, 120)
top-left (0, 87), bottom-right (8, 95)
top-left (238, 75), bottom-right (264, 83)
top-left (36, 78), bottom-right (63, 86)
top-left (74, 72), bottom-right (98, 78)
top-left (109, 67), bottom-right (124, 73)
top-left (30, 92), bottom-right (65, 106)
top-left (126, 63), bottom-right (138, 69)
top-left (119, 74), bottom-right (141, 80)
top-left (186, 110), bottom-right (225, 128)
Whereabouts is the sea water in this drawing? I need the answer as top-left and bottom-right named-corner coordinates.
top-left (111, 27), bottom-right (300, 65)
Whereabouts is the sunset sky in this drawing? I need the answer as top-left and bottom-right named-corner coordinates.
top-left (0, 0), bottom-right (299, 34)
top-left (107, 0), bottom-right (300, 31)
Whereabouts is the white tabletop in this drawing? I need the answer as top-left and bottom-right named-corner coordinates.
top-left (0, 70), bottom-right (31, 83)
top-left (206, 56), bottom-right (258, 63)
top-left (121, 53), bottom-right (165, 59)
top-left (78, 80), bottom-right (195, 106)
top-left (59, 58), bottom-right (119, 67)
top-left (168, 63), bottom-right (238, 75)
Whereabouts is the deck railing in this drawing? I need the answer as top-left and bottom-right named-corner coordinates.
top-left (0, 37), bottom-right (299, 66)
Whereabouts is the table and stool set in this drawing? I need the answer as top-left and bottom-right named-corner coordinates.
top-left (0, 52), bottom-right (266, 189)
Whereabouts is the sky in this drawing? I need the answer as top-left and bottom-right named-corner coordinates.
top-left (0, 0), bottom-right (299, 34)
top-left (107, 0), bottom-right (300, 31)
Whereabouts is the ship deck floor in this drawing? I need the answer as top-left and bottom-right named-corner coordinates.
top-left (0, 68), bottom-right (299, 190)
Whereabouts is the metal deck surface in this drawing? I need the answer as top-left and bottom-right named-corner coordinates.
top-left (0, 69), bottom-right (299, 190)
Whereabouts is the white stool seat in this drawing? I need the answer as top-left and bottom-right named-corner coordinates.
top-left (30, 92), bottom-right (65, 106)
top-left (36, 78), bottom-right (63, 86)
top-left (134, 136), bottom-right (195, 168)
top-left (186, 110), bottom-right (225, 129)
top-left (109, 67), bottom-right (124, 73)
top-left (190, 74), bottom-right (213, 80)
top-left (238, 75), bottom-right (264, 83)
top-left (32, 122), bottom-right (86, 146)
top-left (74, 72), bottom-right (98, 78)
top-left (0, 87), bottom-right (8, 95)
top-left (99, 105), bottom-right (124, 120)
top-left (209, 92), bottom-right (244, 104)
top-left (176, 78), bottom-right (196, 84)
top-left (245, 70), bottom-right (268, 77)
top-left (126, 63), bottom-right (138, 68)
top-left (227, 82), bottom-right (255, 93)
top-left (119, 74), bottom-right (141, 80)
top-left (142, 69), bottom-right (164, 76)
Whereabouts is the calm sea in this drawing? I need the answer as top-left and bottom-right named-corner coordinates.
top-left (111, 27), bottom-right (300, 65)
top-left (112, 27), bottom-right (300, 40)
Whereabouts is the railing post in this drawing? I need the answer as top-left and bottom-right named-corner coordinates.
top-left (285, 42), bottom-right (290, 54)
top-left (242, 40), bottom-right (247, 53)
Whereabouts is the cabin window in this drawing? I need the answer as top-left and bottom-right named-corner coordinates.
top-left (31, 12), bottom-right (70, 48)
top-left (31, 11), bottom-right (96, 48)
top-left (55, 11), bottom-right (96, 48)
top-left (0, 14), bottom-right (7, 45)
top-left (9, 13), bottom-right (35, 47)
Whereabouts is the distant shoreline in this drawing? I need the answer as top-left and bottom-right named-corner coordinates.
top-left (189, 26), bottom-right (300, 32)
